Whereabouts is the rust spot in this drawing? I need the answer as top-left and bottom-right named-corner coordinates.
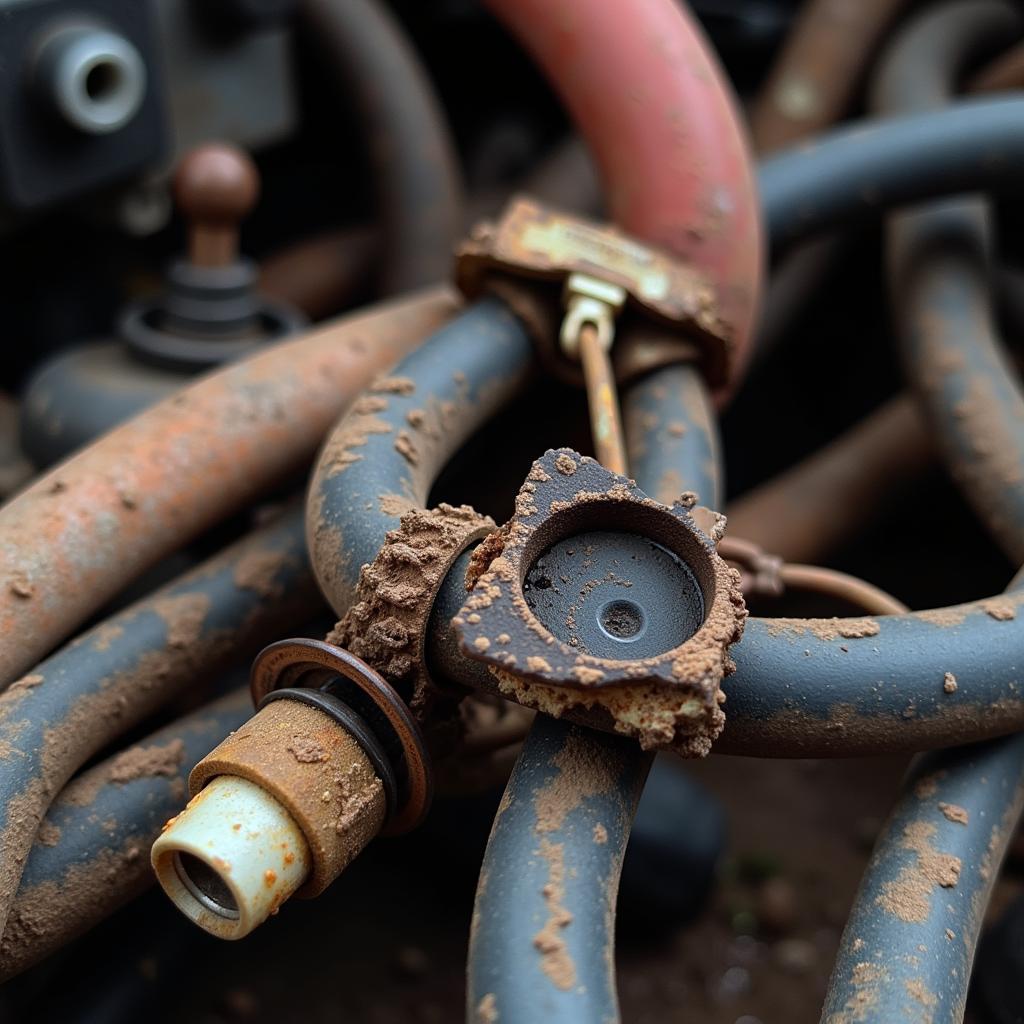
top-left (264, 869), bottom-right (277, 888)
top-left (287, 736), bottom-right (330, 764)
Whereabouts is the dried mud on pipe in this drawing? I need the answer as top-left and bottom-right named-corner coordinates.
top-left (0, 286), bottom-right (458, 687)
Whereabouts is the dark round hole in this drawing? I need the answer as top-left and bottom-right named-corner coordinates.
top-left (599, 599), bottom-right (645, 640)
top-left (524, 530), bottom-right (704, 660)
top-left (174, 852), bottom-right (240, 919)
top-left (85, 60), bottom-right (121, 101)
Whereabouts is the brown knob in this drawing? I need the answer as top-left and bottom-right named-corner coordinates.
top-left (174, 143), bottom-right (260, 268)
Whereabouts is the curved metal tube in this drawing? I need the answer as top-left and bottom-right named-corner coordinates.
top-left (0, 287), bottom-right (457, 689)
top-left (821, 734), bottom-right (1024, 1022)
top-left (718, 592), bottom-right (1024, 756)
top-left (298, 0), bottom-right (463, 294)
top-left (750, 0), bottom-right (911, 154)
top-left (759, 95), bottom-right (1024, 253)
top-left (307, 298), bottom-right (534, 616)
top-left (466, 718), bottom-right (650, 1024)
top-left (877, 1), bottom-right (1024, 565)
top-left (0, 689), bottom-right (252, 981)
top-left (817, 9), bottom-right (1024, 1018)
top-left (0, 507), bottom-right (317, 941)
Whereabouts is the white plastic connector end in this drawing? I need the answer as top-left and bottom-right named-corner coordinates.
top-left (151, 774), bottom-right (311, 940)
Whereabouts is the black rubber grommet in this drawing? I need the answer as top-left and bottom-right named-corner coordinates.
top-left (258, 687), bottom-right (399, 823)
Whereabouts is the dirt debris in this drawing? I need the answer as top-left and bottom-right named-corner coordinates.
top-left (533, 838), bottom-right (576, 990)
top-left (476, 992), bottom-right (499, 1023)
top-left (533, 730), bottom-right (627, 835)
top-left (943, 672), bottom-right (958, 694)
top-left (35, 821), bottom-right (61, 848)
top-left (938, 802), bottom-right (968, 825)
top-left (108, 739), bottom-right (186, 784)
top-left (233, 548), bottom-right (289, 596)
top-left (876, 822), bottom-right (962, 923)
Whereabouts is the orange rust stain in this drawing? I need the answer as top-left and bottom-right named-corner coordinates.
top-left (264, 869), bottom-right (277, 888)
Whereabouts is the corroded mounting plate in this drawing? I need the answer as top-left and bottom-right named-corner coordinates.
top-left (452, 449), bottom-right (746, 756)
top-left (455, 196), bottom-right (732, 387)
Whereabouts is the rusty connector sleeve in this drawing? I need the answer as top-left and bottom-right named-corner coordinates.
top-left (0, 689), bottom-right (252, 982)
top-left (190, 698), bottom-right (386, 898)
top-left (0, 506), bottom-right (318, 942)
top-left (483, 0), bottom-right (763, 400)
top-left (0, 286), bottom-right (458, 689)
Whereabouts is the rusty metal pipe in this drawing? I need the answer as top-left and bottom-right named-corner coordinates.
top-left (0, 286), bottom-right (459, 689)
top-left (0, 506), bottom-right (318, 943)
top-left (0, 689), bottom-right (252, 981)
top-left (725, 395), bottom-right (932, 564)
top-left (297, 0), bottom-right (462, 294)
top-left (750, 0), bottom-right (912, 154)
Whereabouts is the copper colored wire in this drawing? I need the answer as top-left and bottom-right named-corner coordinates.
top-left (578, 323), bottom-right (628, 476)
top-left (778, 563), bottom-right (908, 615)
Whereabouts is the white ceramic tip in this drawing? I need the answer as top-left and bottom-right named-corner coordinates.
top-left (152, 774), bottom-right (311, 939)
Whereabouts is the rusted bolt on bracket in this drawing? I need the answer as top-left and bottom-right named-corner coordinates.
top-left (452, 448), bottom-right (746, 757)
top-left (152, 640), bottom-right (431, 939)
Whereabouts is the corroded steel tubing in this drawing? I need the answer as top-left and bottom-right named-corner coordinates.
top-left (719, 589), bottom-right (1024, 756)
top-left (307, 298), bottom-right (534, 616)
top-left (821, 734), bottom-right (1024, 1023)
top-left (0, 286), bottom-right (458, 688)
top-left (759, 96), bottom-right (1024, 254)
top-left (725, 395), bottom-right (931, 564)
top-left (298, 0), bottom-right (462, 294)
top-left (483, 0), bottom-right (763, 395)
top-left (750, 0), bottom-right (911, 153)
top-left (0, 507), bottom-right (318, 941)
top-left (0, 689), bottom-right (252, 981)
top-left (878, 1), bottom-right (1024, 566)
top-left (466, 718), bottom-right (650, 1023)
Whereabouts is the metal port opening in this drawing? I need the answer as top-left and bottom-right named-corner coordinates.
top-left (173, 851), bottom-right (240, 920)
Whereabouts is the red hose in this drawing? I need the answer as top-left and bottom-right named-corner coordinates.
top-left (484, 0), bottom-right (764, 398)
